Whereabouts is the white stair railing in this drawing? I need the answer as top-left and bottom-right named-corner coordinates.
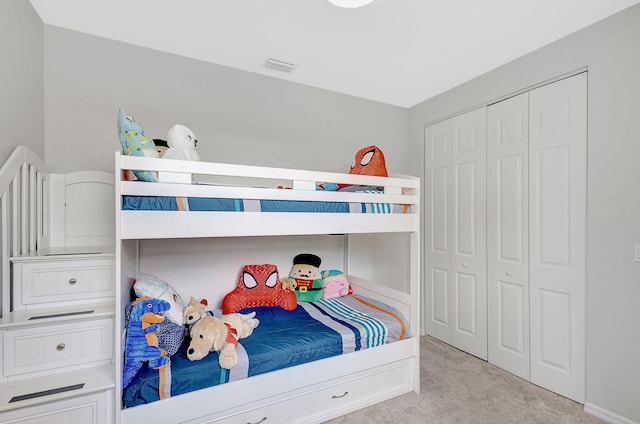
top-left (0, 146), bottom-right (48, 318)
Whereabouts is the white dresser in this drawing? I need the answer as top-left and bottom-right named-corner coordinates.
top-left (0, 247), bottom-right (115, 424)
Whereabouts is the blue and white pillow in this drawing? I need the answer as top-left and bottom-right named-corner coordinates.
top-left (117, 109), bottom-right (158, 182)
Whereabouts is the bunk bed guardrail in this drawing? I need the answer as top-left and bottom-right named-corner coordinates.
top-left (0, 146), bottom-right (48, 318)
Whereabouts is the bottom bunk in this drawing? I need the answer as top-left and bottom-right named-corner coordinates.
top-left (119, 279), bottom-right (419, 424)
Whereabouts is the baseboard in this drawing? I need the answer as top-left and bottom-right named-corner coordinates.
top-left (584, 402), bottom-right (639, 424)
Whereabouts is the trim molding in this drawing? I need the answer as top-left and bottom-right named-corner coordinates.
top-left (584, 402), bottom-right (638, 424)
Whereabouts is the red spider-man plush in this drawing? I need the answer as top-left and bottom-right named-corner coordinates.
top-left (349, 145), bottom-right (388, 177)
top-left (222, 264), bottom-right (297, 314)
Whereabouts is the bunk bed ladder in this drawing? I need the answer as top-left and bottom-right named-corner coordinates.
top-left (0, 146), bottom-right (48, 318)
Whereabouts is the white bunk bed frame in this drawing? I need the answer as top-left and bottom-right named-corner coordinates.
top-left (115, 152), bottom-right (421, 424)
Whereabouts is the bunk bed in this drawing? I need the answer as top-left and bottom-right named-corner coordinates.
top-left (115, 152), bottom-right (421, 424)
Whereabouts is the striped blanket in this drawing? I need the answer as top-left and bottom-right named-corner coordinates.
top-left (123, 295), bottom-right (410, 407)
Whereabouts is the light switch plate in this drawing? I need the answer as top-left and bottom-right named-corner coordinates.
top-left (635, 243), bottom-right (640, 262)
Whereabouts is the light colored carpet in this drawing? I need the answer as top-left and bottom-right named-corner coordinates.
top-left (327, 336), bottom-right (605, 424)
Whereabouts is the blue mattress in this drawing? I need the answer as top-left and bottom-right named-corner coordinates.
top-left (122, 295), bottom-right (410, 407)
top-left (122, 195), bottom-right (407, 214)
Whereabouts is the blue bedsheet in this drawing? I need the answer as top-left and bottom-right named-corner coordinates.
top-left (122, 195), bottom-right (406, 214)
top-left (122, 295), bottom-right (410, 407)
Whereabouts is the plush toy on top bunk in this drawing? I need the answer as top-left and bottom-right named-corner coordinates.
top-left (162, 124), bottom-right (200, 161)
top-left (117, 109), bottom-right (159, 182)
top-left (317, 145), bottom-right (388, 191)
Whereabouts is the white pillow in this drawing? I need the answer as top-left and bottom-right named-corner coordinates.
top-left (133, 273), bottom-right (185, 326)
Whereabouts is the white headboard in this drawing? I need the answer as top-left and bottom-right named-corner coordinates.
top-left (49, 170), bottom-right (115, 248)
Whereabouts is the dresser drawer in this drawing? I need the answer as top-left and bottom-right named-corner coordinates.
top-left (13, 259), bottom-right (114, 306)
top-left (0, 391), bottom-right (109, 424)
top-left (3, 318), bottom-right (113, 376)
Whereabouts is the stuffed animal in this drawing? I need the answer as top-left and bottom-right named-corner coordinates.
top-left (349, 145), bottom-right (388, 177)
top-left (317, 145), bottom-right (388, 191)
top-left (117, 109), bottom-right (158, 182)
top-left (321, 269), bottom-right (353, 299)
top-left (134, 273), bottom-right (185, 326)
top-left (223, 264), bottom-right (298, 313)
top-left (289, 253), bottom-right (324, 302)
top-left (122, 296), bottom-right (171, 388)
top-left (163, 124), bottom-right (200, 161)
top-left (183, 296), bottom-right (214, 329)
top-left (186, 312), bottom-right (259, 368)
top-left (153, 139), bottom-right (169, 158)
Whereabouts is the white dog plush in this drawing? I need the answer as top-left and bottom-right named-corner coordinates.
top-left (163, 124), bottom-right (200, 161)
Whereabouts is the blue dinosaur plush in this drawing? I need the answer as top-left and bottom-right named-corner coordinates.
top-left (122, 296), bottom-right (171, 389)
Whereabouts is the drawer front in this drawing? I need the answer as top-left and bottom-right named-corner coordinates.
top-left (3, 318), bottom-right (113, 376)
top-left (200, 402), bottom-right (291, 424)
top-left (16, 259), bottom-right (114, 305)
top-left (291, 362), bottom-right (411, 423)
top-left (0, 391), bottom-right (108, 424)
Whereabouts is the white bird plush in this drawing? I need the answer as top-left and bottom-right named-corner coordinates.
top-left (163, 124), bottom-right (200, 161)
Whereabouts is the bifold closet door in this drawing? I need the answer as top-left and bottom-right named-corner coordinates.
top-left (487, 73), bottom-right (586, 402)
top-left (425, 107), bottom-right (487, 360)
top-left (528, 73), bottom-right (586, 403)
top-left (487, 92), bottom-right (531, 381)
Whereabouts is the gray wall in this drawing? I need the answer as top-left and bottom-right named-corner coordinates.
top-left (409, 4), bottom-right (640, 422)
top-left (43, 26), bottom-right (408, 175)
top-left (0, 0), bottom-right (44, 164)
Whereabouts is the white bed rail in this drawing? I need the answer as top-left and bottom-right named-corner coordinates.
top-left (0, 146), bottom-right (48, 318)
top-left (117, 153), bottom-right (419, 239)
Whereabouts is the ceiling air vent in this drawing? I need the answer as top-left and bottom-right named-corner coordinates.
top-left (264, 58), bottom-right (296, 73)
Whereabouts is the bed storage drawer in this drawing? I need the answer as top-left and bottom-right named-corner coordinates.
top-left (290, 360), bottom-right (412, 423)
top-left (2, 318), bottom-right (113, 377)
top-left (13, 258), bottom-right (114, 307)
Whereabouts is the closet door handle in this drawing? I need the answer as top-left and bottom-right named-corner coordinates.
top-left (461, 262), bottom-right (468, 268)
top-left (505, 271), bottom-right (513, 277)
top-left (68, 278), bottom-right (77, 285)
top-left (56, 343), bottom-right (66, 351)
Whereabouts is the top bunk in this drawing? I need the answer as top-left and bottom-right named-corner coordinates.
top-left (116, 152), bottom-right (419, 240)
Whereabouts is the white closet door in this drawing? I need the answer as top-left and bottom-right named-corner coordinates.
top-left (450, 109), bottom-right (487, 359)
top-left (528, 73), bottom-right (586, 402)
top-left (487, 92), bottom-right (530, 380)
top-left (425, 108), bottom-right (487, 359)
top-left (425, 118), bottom-right (453, 344)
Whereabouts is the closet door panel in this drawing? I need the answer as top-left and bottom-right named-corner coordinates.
top-left (424, 119), bottom-right (453, 342)
top-left (487, 93), bottom-right (530, 380)
top-left (450, 108), bottom-right (487, 359)
top-left (529, 73), bottom-right (586, 402)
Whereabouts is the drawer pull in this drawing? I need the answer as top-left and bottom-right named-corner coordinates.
top-left (332, 391), bottom-right (349, 399)
top-left (246, 417), bottom-right (267, 424)
top-left (68, 278), bottom-right (77, 285)
top-left (56, 343), bottom-right (66, 351)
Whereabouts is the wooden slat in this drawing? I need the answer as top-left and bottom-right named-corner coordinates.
top-left (36, 172), bottom-right (43, 250)
top-left (11, 174), bottom-right (19, 258)
top-left (21, 164), bottom-right (28, 255)
top-left (29, 165), bottom-right (36, 252)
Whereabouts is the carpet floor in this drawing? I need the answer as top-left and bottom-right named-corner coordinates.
top-left (327, 336), bottom-right (605, 424)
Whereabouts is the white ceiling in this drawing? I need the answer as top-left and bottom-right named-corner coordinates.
top-left (29, 0), bottom-right (640, 108)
